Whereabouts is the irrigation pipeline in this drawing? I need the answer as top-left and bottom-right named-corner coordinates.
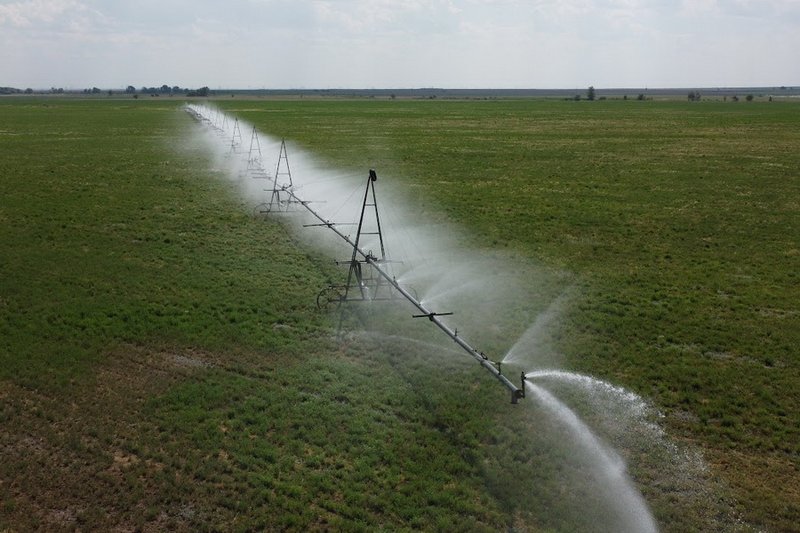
top-left (280, 183), bottom-right (526, 404)
top-left (185, 105), bottom-right (524, 403)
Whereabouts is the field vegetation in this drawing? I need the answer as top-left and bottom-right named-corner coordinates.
top-left (221, 97), bottom-right (799, 529)
top-left (1, 96), bottom-right (798, 531)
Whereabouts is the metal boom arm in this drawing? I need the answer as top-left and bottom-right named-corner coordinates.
top-left (281, 173), bottom-right (525, 404)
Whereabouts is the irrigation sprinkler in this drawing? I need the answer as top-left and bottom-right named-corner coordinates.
top-left (245, 126), bottom-right (269, 180)
top-left (315, 169), bottom-right (409, 310)
top-left (288, 169), bottom-right (524, 404)
top-left (269, 140), bottom-right (296, 211)
top-left (254, 139), bottom-right (302, 215)
top-left (229, 118), bottom-right (243, 154)
top-left (183, 105), bottom-right (524, 403)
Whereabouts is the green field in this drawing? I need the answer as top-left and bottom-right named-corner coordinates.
top-left (1, 96), bottom-right (798, 531)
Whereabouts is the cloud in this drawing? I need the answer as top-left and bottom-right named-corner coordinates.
top-left (0, 0), bottom-right (72, 28)
top-left (0, 0), bottom-right (112, 31)
top-left (0, 0), bottom-right (81, 27)
top-left (309, 0), bottom-right (463, 37)
top-left (1, 0), bottom-right (798, 88)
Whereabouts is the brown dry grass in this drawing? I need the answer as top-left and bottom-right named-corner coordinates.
top-left (0, 344), bottom-right (210, 531)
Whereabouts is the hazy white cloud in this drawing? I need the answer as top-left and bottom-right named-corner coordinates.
top-left (0, 0), bottom-right (115, 36)
top-left (0, 0), bottom-right (79, 27)
top-left (1, 0), bottom-right (798, 88)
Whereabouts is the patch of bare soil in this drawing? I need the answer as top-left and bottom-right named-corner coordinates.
top-left (0, 344), bottom-right (215, 532)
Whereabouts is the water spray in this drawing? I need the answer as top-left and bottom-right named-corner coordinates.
top-left (186, 104), bottom-right (524, 402)
top-left (182, 105), bottom-right (675, 530)
top-left (285, 169), bottom-right (525, 404)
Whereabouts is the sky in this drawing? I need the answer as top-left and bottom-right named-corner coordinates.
top-left (1, 0), bottom-right (799, 90)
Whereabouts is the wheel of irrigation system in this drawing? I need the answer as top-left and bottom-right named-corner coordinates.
top-left (316, 285), bottom-right (345, 311)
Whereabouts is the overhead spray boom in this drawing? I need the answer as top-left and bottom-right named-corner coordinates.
top-left (281, 171), bottom-right (525, 404)
top-left (184, 106), bottom-right (524, 403)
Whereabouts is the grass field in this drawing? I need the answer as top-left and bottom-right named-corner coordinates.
top-left (221, 97), bottom-right (799, 528)
top-left (1, 96), bottom-right (798, 531)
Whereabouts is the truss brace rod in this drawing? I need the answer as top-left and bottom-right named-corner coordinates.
top-left (281, 178), bottom-right (524, 404)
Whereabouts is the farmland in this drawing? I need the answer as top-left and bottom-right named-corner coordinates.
top-left (1, 96), bottom-right (798, 531)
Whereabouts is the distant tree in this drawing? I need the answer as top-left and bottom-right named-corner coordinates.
top-left (637, 93), bottom-right (645, 101)
top-left (186, 86), bottom-right (210, 97)
top-left (91, 87), bottom-right (101, 94)
top-left (107, 90), bottom-right (113, 96)
top-left (746, 94), bottom-right (754, 102)
top-left (731, 95), bottom-right (739, 102)
top-left (573, 94), bottom-right (581, 101)
top-left (125, 85), bottom-right (136, 94)
top-left (160, 84), bottom-right (170, 93)
top-left (25, 88), bottom-right (33, 94)
top-left (172, 85), bottom-right (181, 94)
top-left (587, 85), bottom-right (596, 101)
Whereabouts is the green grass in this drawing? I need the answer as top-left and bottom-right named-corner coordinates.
top-left (0, 98), bottom-right (511, 531)
top-left (0, 99), bottom-right (330, 387)
top-left (223, 97), bottom-right (800, 530)
top-left (1, 96), bottom-right (798, 531)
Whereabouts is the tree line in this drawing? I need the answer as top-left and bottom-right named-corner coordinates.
top-left (125, 85), bottom-right (210, 97)
top-left (0, 85), bottom-right (211, 96)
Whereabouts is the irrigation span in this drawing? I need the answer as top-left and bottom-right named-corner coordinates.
top-left (185, 103), bottom-right (661, 532)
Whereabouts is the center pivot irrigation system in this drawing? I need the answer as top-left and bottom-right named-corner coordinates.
top-left (186, 105), bottom-right (526, 404)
